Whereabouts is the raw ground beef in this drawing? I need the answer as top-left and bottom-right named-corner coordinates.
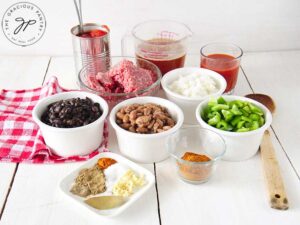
top-left (86, 60), bottom-right (156, 93)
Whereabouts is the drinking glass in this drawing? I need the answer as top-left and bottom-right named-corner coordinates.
top-left (200, 43), bottom-right (243, 94)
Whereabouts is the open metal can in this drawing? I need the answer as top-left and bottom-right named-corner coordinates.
top-left (71, 23), bottom-right (111, 77)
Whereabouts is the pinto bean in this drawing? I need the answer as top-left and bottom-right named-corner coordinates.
top-left (115, 103), bottom-right (176, 134)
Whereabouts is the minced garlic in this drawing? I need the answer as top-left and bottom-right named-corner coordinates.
top-left (112, 169), bottom-right (145, 197)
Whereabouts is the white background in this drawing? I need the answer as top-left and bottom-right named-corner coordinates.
top-left (0, 0), bottom-right (299, 56)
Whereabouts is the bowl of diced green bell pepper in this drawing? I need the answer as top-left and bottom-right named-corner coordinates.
top-left (196, 96), bottom-right (272, 161)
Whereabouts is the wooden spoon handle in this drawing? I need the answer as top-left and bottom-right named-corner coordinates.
top-left (260, 130), bottom-right (289, 210)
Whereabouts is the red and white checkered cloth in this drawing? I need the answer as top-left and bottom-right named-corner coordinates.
top-left (0, 76), bottom-right (109, 163)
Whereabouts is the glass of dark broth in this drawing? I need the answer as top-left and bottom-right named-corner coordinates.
top-left (122, 20), bottom-right (192, 75)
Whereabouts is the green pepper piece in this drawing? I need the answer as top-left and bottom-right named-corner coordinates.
top-left (237, 120), bottom-right (245, 129)
top-left (241, 116), bottom-right (252, 123)
top-left (244, 122), bottom-right (252, 128)
top-left (229, 100), bottom-right (244, 108)
top-left (211, 104), bottom-right (230, 111)
top-left (202, 106), bottom-right (210, 120)
top-left (207, 112), bottom-right (214, 119)
top-left (248, 103), bottom-right (264, 115)
top-left (208, 114), bottom-right (221, 126)
top-left (217, 97), bottom-right (227, 104)
top-left (250, 121), bottom-right (260, 130)
top-left (259, 117), bottom-right (265, 126)
top-left (227, 124), bottom-right (234, 131)
top-left (249, 113), bottom-right (260, 121)
top-left (243, 105), bottom-right (251, 113)
top-left (231, 116), bottom-right (242, 126)
top-left (240, 109), bottom-right (250, 117)
top-left (207, 111), bottom-right (221, 120)
top-left (208, 98), bottom-right (218, 107)
top-left (230, 104), bottom-right (243, 115)
top-left (221, 110), bottom-right (233, 121)
top-left (236, 127), bottom-right (250, 132)
top-left (216, 120), bottom-right (228, 130)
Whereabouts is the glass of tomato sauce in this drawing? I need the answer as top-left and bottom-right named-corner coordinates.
top-left (200, 43), bottom-right (243, 94)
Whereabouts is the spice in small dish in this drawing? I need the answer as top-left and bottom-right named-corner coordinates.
top-left (112, 169), bottom-right (145, 197)
top-left (69, 156), bottom-right (146, 210)
top-left (104, 163), bottom-right (129, 193)
top-left (70, 164), bottom-right (106, 197)
top-left (181, 152), bottom-right (211, 162)
top-left (97, 157), bottom-right (117, 170)
top-left (178, 152), bottom-right (212, 182)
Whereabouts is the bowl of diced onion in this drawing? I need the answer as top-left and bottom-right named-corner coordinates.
top-left (196, 95), bottom-right (272, 161)
top-left (161, 67), bottom-right (226, 125)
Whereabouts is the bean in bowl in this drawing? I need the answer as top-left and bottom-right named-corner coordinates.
top-left (115, 103), bottom-right (176, 134)
top-left (41, 97), bottom-right (103, 128)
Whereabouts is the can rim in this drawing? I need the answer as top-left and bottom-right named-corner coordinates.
top-left (70, 23), bottom-right (110, 39)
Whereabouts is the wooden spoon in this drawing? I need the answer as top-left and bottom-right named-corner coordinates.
top-left (245, 93), bottom-right (288, 210)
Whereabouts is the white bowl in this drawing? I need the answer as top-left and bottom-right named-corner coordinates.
top-left (32, 91), bottom-right (109, 157)
top-left (196, 95), bottom-right (272, 161)
top-left (161, 67), bottom-right (226, 125)
top-left (110, 96), bottom-right (184, 163)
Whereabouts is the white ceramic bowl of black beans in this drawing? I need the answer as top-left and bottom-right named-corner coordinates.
top-left (32, 91), bottom-right (108, 157)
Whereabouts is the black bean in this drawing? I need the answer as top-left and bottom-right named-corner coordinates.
top-left (41, 97), bottom-right (103, 128)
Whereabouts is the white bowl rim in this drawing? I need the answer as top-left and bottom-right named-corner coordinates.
top-left (195, 95), bottom-right (272, 136)
top-left (32, 91), bottom-right (109, 132)
top-left (109, 96), bottom-right (184, 138)
top-left (161, 67), bottom-right (227, 101)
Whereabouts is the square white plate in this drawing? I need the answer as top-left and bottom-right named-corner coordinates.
top-left (59, 152), bottom-right (155, 217)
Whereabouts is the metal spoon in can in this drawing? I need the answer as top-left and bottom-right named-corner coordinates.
top-left (73, 0), bottom-right (84, 34)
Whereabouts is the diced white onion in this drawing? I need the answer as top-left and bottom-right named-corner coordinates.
top-left (168, 72), bottom-right (219, 98)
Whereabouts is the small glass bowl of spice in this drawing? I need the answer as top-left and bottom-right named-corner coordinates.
top-left (167, 127), bottom-right (226, 184)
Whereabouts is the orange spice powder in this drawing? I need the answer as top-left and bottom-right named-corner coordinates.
top-left (178, 152), bottom-right (212, 182)
top-left (181, 152), bottom-right (211, 162)
top-left (97, 158), bottom-right (117, 170)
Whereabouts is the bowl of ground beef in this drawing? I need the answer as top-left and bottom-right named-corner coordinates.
top-left (32, 91), bottom-right (109, 157)
top-left (78, 56), bottom-right (162, 108)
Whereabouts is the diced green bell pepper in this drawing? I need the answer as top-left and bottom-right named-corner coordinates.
top-left (216, 120), bottom-right (229, 130)
top-left (237, 120), bottom-right (245, 129)
top-left (230, 104), bottom-right (243, 115)
top-left (236, 127), bottom-right (250, 132)
top-left (221, 110), bottom-right (234, 121)
top-left (211, 104), bottom-right (230, 111)
top-left (217, 97), bottom-right (227, 104)
top-left (249, 113), bottom-right (260, 121)
top-left (208, 114), bottom-right (221, 125)
top-left (250, 121), bottom-right (260, 130)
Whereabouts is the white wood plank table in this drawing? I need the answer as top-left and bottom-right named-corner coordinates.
top-left (0, 52), bottom-right (299, 225)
